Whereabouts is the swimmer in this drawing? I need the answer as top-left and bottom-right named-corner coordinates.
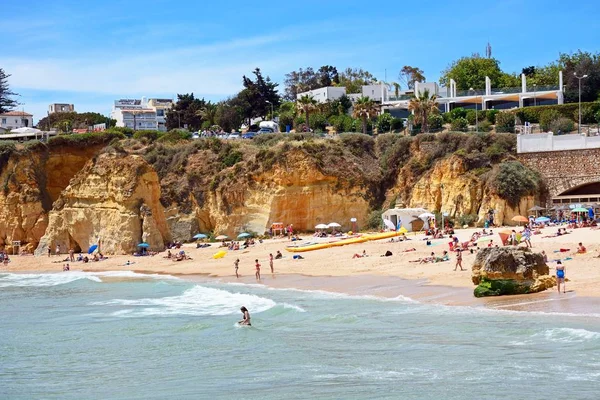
top-left (238, 306), bottom-right (251, 326)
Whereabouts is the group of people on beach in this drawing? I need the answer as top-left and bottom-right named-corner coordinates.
top-left (233, 251), bottom-right (282, 280)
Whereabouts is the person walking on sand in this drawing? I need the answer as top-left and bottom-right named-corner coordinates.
top-left (454, 249), bottom-right (465, 271)
top-left (234, 258), bottom-right (240, 278)
top-left (69, 248), bottom-right (75, 262)
top-left (55, 244), bottom-right (61, 256)
top-left (556, 261), bottom-right (566, 293)
top-left (238, 306), bottom-right (251, 326)
top-left (255, 259), bottom-right (261, 280)
top-left (522, 227), bottom-right (532, 248)
top-left (48, 247), bottom-right (51, 258)
top-left (269, 253), bottom-right (274, 273)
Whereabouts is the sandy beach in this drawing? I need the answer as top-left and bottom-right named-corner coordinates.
top-left (4, 226), bottom-right (600, 307)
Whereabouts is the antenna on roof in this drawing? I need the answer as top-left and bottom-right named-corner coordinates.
top-left (485, 42), bottom-right (492, 58)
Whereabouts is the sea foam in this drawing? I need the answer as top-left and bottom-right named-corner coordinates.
top-left (543, 327), bottom-right (600, 343)
top-left (92, 285), bottom-right (296, 317)
top-left (0, 271), bottom-right (179, 288)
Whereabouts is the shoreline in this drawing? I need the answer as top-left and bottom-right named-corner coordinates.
top-left (3, 226), bottom-right (600, 314)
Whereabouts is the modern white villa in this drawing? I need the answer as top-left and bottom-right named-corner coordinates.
top-left (297, 72), bottom-right (564, 118)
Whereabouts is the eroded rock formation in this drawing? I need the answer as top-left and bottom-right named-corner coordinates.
top-left (471, 247), bottom-right (555, 297)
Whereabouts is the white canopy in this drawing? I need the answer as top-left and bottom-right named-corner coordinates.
top-left (418, 212), bottom-right (435, 219)
top-left (11, 127), bottom-right (42, 134)
top-left (327, 222), bottom-right (341, 228)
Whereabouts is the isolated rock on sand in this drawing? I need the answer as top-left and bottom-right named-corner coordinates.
top-left (471, 247), bottom-right (555, 297)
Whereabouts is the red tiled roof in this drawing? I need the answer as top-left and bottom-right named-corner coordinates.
top-left (1, 111), bottom-right (33, 116)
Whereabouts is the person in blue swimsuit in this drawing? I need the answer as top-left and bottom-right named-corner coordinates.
top-left (556, 261), bottom-right (566, 293)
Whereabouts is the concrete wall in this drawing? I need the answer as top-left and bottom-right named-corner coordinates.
top-left (517, 133), bottom-right (600, 153)
top-left (297, 87), bottom-right (346, 103)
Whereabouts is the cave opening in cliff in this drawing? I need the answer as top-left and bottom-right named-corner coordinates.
top-left (68, 233), bottom-right (82, 254)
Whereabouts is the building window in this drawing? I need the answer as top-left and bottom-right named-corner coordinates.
top-left (1, 118), bottom-right (5, 124)
top-left (156, 109), bottom-right (165, 117)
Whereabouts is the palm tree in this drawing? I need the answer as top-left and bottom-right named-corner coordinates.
top-left (408, 89), bottom-right (439, 133)
top-left (296, 95), bottom-right (317, 131)
top-left (352, 96), bottom-right (379, 135)
top-left (196, 102), bottom-right (218, 127)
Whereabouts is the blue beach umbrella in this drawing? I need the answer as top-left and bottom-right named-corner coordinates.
top-left (534, 216), bottom-right (550, 223)
top-left (237, 232), bottom-right (251, 239)
top-left (88, 244), bottom-right (98, 254)
top-left (138, 243), bottom-right (150, 248)
top-left (193, 233), bottom-right (207, 240)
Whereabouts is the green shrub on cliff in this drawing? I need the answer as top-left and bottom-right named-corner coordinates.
top-left (495, 112), bottom-right (515, 133)
top-left (488, 161), bottom-right (541, 207)
top-left (47, 131), bottom-right (125, 147)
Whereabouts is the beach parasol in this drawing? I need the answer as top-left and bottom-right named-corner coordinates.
top-left (315, 224), bottom-right (328, 230)
top-left (215, 235), bottom-right (229, 240)
top-left (193, 233), bottom-right (207, 240)
top-left (511, 216), bottom-right (529, 223)
top-left (475, 236), bottom-right (493, 244)
top-left (534, 216), bottom-right (550, 223)
top-left (327, 222), bottom-right (341, 228)
top-left (137, 243), bottom-right (150, 248)
top-left (237, 232), bottom-right (252, 239)
top-left (572, 207), bottom-right (588, 212)
top-left (87, 244), bottom-right (98, 254)
top-left (498, 230), bottom-right (521, 246)
top-left (382, 219), bottom-right (396, 231)
top-left (418, 212), bottom-right (435, 219)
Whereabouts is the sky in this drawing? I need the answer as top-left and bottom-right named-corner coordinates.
top-left (3, 0), bottom-right (600, 123)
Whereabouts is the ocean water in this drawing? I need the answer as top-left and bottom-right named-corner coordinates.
top-left (1, 272), bottom-right (599, 400)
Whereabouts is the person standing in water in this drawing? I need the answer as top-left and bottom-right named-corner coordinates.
top-left (269, 253), bottom-right (274, 273)
top-left (238, 306), bottom-right (251, 326)
top-left (556, 261), bottom-right (566, 293)
top-left (255, 259), bottom-right (261, 280)
top-left (234, 258), bottom-right (240, 278)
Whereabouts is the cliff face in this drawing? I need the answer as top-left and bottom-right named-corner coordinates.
top-left (0, 144), bottom-right (102, 253)
top-left (36, 153), bottom-right (170, 255)
top-left (394, 155), bottom-right (535, 225)
top-left (0, 132), bottom-right (542, 255)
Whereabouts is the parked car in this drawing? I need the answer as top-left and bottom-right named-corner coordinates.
top-left (227, 133), bottom-right (241, 140)
top-left (242, 132), bottom-right (257, 139)
top-left (257, 128), bottom-right (274, 134)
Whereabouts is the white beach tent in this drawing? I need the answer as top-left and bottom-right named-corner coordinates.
top-left (381, 208), bottom-right (430, 232)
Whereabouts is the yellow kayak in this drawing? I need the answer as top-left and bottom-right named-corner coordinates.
top-left (286, 231), bottom-right (401, 252)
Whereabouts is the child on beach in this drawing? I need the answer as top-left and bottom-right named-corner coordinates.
top-left (234, 258), bottom-right (239, 278)
top-left (255, 259), bottom-right (261, 280)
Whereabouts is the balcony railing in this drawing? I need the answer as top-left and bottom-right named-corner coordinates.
top-left (490, 87), bottom-right (522, 95)
top-left (387, 94), bottom-right (413, 101)
top-left (455, 89), bottom-right (486, 97)
top-left (526, 85), bottom-right (560, 92)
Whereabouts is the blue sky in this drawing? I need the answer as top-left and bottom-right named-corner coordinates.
top-left (3, 0), bottom-right (599, 122)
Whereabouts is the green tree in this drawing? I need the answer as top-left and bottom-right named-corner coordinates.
top-left (239, 68), bottom-right (281, 122)
top-left (0, 68), bottom-right (18, 113)
top-left (399, 66), bottom-right (425, 89)
top-left (408, 89), bottom-right (439, 133)
top-left (215, 98), bottom-right (244, 133)
top-left (283, 66), bottom-right (340, 101)
top-left (559, 50), bottom-right (600, 103)
top-left (166, 93), bottom-right (206, 131)
top-left (376, 113), bottom-right (394, 133)
top-left (339, 68), bottom-right (377, 93)
top-left (296, 95), bottom-right (317, 131)
top-left (196, 102), bottom-right (218, 127)
top-left (440, 55), bottom-right (518, 90)
top-left (352, 96), bottom-right (379, 135)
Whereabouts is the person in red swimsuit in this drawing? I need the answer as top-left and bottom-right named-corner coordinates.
top-left (255, 259), bottom-right (261, 280)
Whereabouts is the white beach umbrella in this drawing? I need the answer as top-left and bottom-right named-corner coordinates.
top-left (327, 222), bottom-right (341, 228)
top-left (418, 212), bottom-right (435, 219)
top-left (315, 224), bottom-right (328, 230)
top-left (382, 219), bottom-right (396, 231)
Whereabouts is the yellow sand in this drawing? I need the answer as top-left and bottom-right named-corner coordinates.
top-left (4, 226), bottom-right (600, 297)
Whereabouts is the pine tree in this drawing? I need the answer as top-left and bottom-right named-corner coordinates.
top-left (0, 68), bottom-right (18, 113)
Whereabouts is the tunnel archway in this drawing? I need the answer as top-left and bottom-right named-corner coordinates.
top-left (559, 182), bottom-right (600, 197)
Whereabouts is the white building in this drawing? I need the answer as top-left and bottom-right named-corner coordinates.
top-left (0, 111), bottom-right (34, 130)
top-left (49, 103), bottom-right (75, 114)
top-left (146, 99), bottom-right (173, 131)
top-left (296, 86), bottom-right (346, 103)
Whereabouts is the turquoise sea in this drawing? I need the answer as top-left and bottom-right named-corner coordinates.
top-left (1, 271), bottom-right (599, 399)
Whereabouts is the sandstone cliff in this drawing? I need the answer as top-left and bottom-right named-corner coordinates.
top-left (36, 152), bottom-right (170, 255)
